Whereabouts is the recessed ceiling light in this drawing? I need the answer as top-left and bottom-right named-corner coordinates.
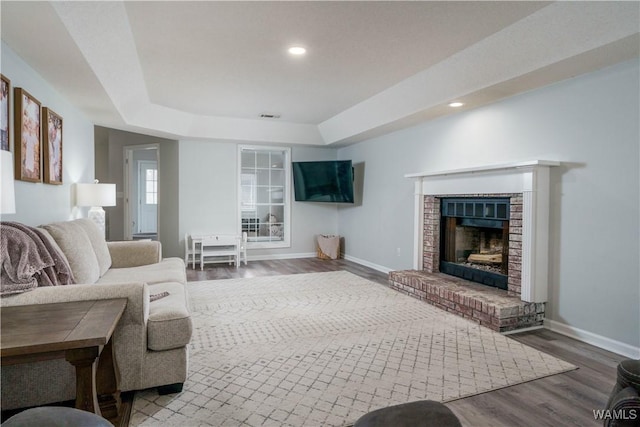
top-left (449, 102), bottom-right (464, 108)
top-left (288, 46), bottom-right (306, 56)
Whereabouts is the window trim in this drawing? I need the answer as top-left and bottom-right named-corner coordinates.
top-left (237, 145), bottom-right (291, 249)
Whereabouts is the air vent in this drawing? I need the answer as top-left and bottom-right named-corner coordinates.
top-left (260, 113), bottom-right (281, 119)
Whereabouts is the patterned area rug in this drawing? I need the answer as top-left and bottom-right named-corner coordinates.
top-left (131, 271), bottom-right (576, 426)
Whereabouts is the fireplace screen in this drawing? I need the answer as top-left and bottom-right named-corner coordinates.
top-left (440, 198), bottom-right (509, 290)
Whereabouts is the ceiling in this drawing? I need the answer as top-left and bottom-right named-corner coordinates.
top-left (1, 1), bottom-right (638, 146)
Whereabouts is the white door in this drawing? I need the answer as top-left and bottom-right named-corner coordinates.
top-left (137, 160), bottom-right (158, 233)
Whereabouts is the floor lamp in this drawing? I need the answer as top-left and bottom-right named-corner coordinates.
top-left (76, 180), bottom-right (116, 237)
top-left (1, 150), bottom-right (16, 215)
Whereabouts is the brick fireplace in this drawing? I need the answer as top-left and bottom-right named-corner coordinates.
top-left (389, 161), bottom-right (560, 332)
top-left (423, 194), bottom-right (522, 295)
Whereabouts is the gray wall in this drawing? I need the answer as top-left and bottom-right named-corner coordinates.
top-left (337, 59), bottom-right (640, 349)
top-left (160, 141), bottom-right (180, 257)
top-left (94, 127), bottom-right (180, 257)
top-left (178, 141), bottom-right (339, 259)
top-left (0, 42), bottom-right (94, 225)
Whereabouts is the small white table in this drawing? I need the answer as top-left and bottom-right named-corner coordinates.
top-left (190, 234), bottom-right (240, 270)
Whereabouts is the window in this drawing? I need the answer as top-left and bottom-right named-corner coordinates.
top-left (145, 168), bottom-right (158, 205)
top-left (239, 146), bottom-right (291, 248)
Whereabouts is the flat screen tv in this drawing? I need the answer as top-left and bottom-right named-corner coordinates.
top-left (292, 160), bottom-right (354, 203)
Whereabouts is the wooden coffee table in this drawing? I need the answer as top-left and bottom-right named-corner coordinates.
top-left (1, 298), bottom-right (127, 422)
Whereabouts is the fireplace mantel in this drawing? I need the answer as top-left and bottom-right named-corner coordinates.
top-left (406, 160), bottom-right (561, 303)
top-left (405, 160), bottom-right (561, 179)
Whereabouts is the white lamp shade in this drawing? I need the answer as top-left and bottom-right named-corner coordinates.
top-left (76, 182), bottom-right (116, 207)
top-left (0, 150), bottom-right (16, 214)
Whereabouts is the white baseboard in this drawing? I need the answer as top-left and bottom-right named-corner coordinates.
top-left (544, 319), bottom-right (640, 359)
top-left (248, 252), bottom-right (316, 261)
top-left (502, 325), bottom-right (544, 335)
top-left (343, 254), bottom-right (393, 275)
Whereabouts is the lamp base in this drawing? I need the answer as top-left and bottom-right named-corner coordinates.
top-left (87, 206), bottom-right (106, 237)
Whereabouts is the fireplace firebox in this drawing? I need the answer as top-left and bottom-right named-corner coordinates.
top-left (440, 198), bottom-right (510, 290)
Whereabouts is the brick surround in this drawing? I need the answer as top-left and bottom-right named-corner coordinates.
top-left (390, 193), bottom-right (544, 332)
top-left (423, 194), bottom-right (523, 296)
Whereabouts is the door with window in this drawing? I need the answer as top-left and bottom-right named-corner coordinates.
top-left (239, 146), bottom-right (291, 248)
top-left (124, 145), bottom-right (159, 240)
top-left (138, 160), bottom-right (157, 234)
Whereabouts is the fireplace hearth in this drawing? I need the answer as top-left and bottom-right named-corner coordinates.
top-left (440, 198), bottom-right (510, 290)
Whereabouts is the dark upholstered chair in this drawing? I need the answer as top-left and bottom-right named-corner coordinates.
top-left (605, 359), bottom-right (640, 427)
top-left (353, 400), bottom-right (462, 427)
top-left (1, 407), bottom-right (112, 427)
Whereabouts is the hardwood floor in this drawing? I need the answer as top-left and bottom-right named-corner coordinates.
top-left (189, 258), bottom-right (626, 427)
top-left (186, 257), bottom-right (388, 284)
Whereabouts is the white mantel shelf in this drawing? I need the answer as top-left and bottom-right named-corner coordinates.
top-left (405, 160), bottom-right (561, 179)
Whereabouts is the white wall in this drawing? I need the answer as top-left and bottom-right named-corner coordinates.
top-left (0, 42), bottom-right (94, 225)
top-left (179, 141), bottom-right (237, 239)
top-left (338, 59), bottom-right (640, 350)
top-left (178, 141), bottom-right (339, 259)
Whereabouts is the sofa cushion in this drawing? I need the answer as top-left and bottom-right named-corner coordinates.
top-left (107, 241), bottom-right (161, 268)
top-left (41, 220), bottom-right (100, 284)
top-left (96, 258), bottom-right (186, 286)
top-left (146, 282), bottom-right (192, 351)
top-left (76, 219), bottom-right (111, 276)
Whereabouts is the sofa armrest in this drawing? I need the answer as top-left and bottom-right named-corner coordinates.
top-left (108, 241), bottom-right (162, 268)
top-left (0, 282), bottom-right (149, 326)
top-left (1, 282), bottom-right (151, 392)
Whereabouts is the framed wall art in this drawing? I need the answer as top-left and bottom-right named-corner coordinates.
top-left (1, 75), bottom-right (9, 151)
top-left (14, 88), bottom-right (42, 182)
top-left (43, 107), bottom-right (63, 185)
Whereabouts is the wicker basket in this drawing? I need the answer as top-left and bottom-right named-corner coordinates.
top-left (316, 234), bottom-right (340, 260)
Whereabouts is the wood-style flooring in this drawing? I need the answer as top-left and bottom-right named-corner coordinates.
top-left (189, 258), bottom-right (626, 427)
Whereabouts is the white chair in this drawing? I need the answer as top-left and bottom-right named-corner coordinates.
top-left (239, 232), bottom-right (248, 265)
top-left (200, 235), bottom-right (238, 270)
top-left (184, 233), bottom-right (200, 269)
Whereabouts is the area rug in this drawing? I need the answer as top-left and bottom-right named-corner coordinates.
top-left (130, 271), bottom-right (576, 426)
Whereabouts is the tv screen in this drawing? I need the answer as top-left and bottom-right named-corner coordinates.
top-left (292, 160), bottom-right (354, 203)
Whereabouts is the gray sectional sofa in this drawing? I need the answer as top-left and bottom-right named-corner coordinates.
top-left (1, 219), bottom-right (192, 410)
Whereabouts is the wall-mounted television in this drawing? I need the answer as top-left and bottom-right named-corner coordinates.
top-left (292, 160), bottom-right (354, 203)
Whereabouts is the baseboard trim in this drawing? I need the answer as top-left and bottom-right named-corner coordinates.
top-left (502, 325), bottom-right (544, 335)
top-left (343, 255), bottom-right (393, 275)
top-left (544, 319), bottom-right (640, 359)
top-left (248, 252), bottom-right (316, 261)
